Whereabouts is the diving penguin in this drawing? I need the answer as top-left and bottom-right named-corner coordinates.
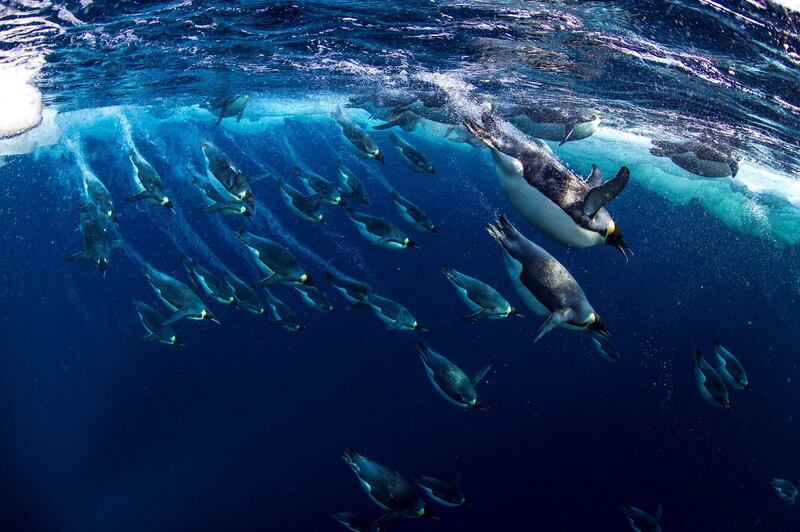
top-left (326, 271), bottom-right (372, 308)
top-left (224, 272), bottom-right (265, 315)
top-left (126, 150), bottom-right (173, 212)
top-left (389, 192), bottom-right (437, 233)
top-left (233, 230), bottom-right (312, 287)
top-left (622, 504), bottom-right (662, 532)
top-left (772, 479), bottom-right (798, 505)
top-left (336, 162), bottom-right (369, 204)
top-left (65, 209), bottom-right (122, 273)
top-left (487, 215), bottom-right (609, 341)
top-left (465, 113), bottom-right (630, 255)
top-left (441, 264), bottom-right (518, 321)
top-left (133, 298), bottom-right (182, 346)
top-left (416, 342), bottom-right (491, 410)
top-left (496, 105), bottom-right (601, 145)
top-left (191, 175), bottom-right (252, 218)
top-left (143, 265), bottom-right (219, 325)
top-left (263, 290), bottom-right (303, 332)
top-left (80, 172), bottom-right (118, 225)
top-left (203, 94), bottom-right (248, 125)
top-left (373, 109), bottom-right (422, 132)
top-left (388, 132), bottom-right (435, 174)
top-left (293, 166), bottom-right (342, 205)
top-left (366, 293), bottom-right (425, 331)
top-left (332, 108), bottom-right (384, 163)
top-left (650, 139), bottom-right (740, 178)
top-left (276, 179), bottom-right (326, 224)
top-left (294, 284), bottom-right (335, 313)
top-left (342, 449), bottom-right (437, 524)
top-left (330, 512), bottom-right (384, 532)
top-left (345, 208), bottom-right (415, 249)
top-left (181, 255), bottom-right (237, 307)
top-left (694, 350), bottom-right (732, 409)
top-left (413, 472), bottom-right (469, 507)
top-left (201, 141), bottom-right (262, 208)
top-left (713, 341), bottom-right (751, 390)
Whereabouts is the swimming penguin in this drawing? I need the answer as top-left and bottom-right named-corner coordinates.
top-left (342, 449), bottom-right (437, 524)
top-left (293, 166), bottom-right (343, 205)
top-left (201, 141), bottom-right (262, 208)
top-left (373, 109), bottom-right (423, 132)
top-left (388, 133), bottom-right (435, 174)
top-left (336, 162), bottom-right (369, 204)
top-left (650, 139), bottom-right (740, 178)
top-left (413, 472), bottom-right (469, 507)
top-left (487, 215), bottom-right (609, 341)
top-left (496, 105), bottom-right (601, 145)
top-left (444, 126), bottom-right (485, 148)
top-left (224, 272), bottom-right (265, 315)
top-left (388, 192), bottom-right (437, 233)
top-left (332, 108), bottom-right (384, 163)
top-left (276, 179), bottom-right (326, 224)
top-left (132, 298), bottom-right (182, 346)
top-left (589, 329), bottom-right (622, 362)
top-left (191, 175), bottom-right (253, 218)
top-left (181, 255), bottom-right (237, 307)
top-left (330, 512), bottom-right (384, 532)
top-left (126, 150), bottom-right (173, 212)
top-left (416, 342), bottom-right (491, 410)
top-left (345, 208), bottom-right (415, 249)
top-left (143, 265), bottom-right (219, 325)
top-left (713, 341), bottom-right (751, 390)
top-left (693, 350), bottom-right (732, 409)
top-left (203, 94), bottom-right (249, 125)
top-left (346, 90), bottom-right (417, 119)
top-left (441, 264), bottom-right (518, 321)
top-left (80, 173), bottom-right (118, 225)
top-left (465, 113), bottom-right (630, 254)
top-left (622, 504), bottom-right (662, 532)
top-left (366, 293), bottom-right (425, 331)
top-left (772, 479), bottom-right (798, 505)
top-left (65, 209), bottom-right (123, 273)
top-left (294, 284), bottom-right (335, 313)
top-left (326, 271), bottom-right (372, 308)
top-left (233, 230), bottom-right (312, 287)
top-left (263, 290), bottom-right (303, 332)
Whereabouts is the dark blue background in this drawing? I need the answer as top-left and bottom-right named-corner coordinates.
top-left (1, 114), bottom-right (799, 531)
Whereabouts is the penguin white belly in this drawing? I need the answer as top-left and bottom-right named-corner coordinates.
top-left (671, 152), bottom-right (731, 178)
top-left (351, 220), bottom-right (381, 244)
top-left (497, 171), bottom-right (604, 248)
top-left (358, 479), bottom-right (391, 512)
top-left (246, 247), bottom-right (275, 275)
top-left (571, 118), bottom-right (600, 141)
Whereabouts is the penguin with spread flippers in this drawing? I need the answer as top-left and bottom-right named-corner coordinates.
top-left (650, 139), bottom-right (740, 178)
top-left (441, 264), bottom-right (518, 321)
top-left (366, 293), bottom-right (424, 331)
top-left (202, 94), bottom-right (248, 125)
top-left (294, 284), bottom-right (334, 313)
top-left (413, 472), bottom-right (469, 507)
top-left (713, 341), bottom-right (751, 390)
top-left (224, 272), bottom-right (265, 315)
top-left (345, 208), bottom-right (415, 249)
top-left (465, 113), bottom-right (630, 255)
top-left (181, 255), bottom-right (237, 307)
top-left (389, 192), bottom-right (437, 233)
top-left (326, 271), bottom-right (372, 308)
top-left (336, 162), bottom-right (369, 204)
top-left (388, 133), bottom-right (435, 174)
top-left (496, 104), bottom-right (601, 145)
top-left (332, 107), bottom-right (384, 163)
top-left (293, 166), bottom-right (342, 205)
top-left (772, 479), bottom-right (798, 505)
top-left (263, 290), bottom-right (303, 332)
top-left (330, 512), bottom-right (384, 532)
top-left (276, 179), bottom-right (326, 224)
top-left (622, 504), bottom-right (662, 532)
top-left (694, 350), bottom-right (732, 409)
top-left (66, 209), bottom-right (122, 274)
top-left (487, 215), bottom-right (609, 341)
top-left (143, 265), bottom-right (219, 325)
top-left (133, 298), bottom-right (182, 346)
top-left (416, 342), bottom-right (491, 410)
top-left (126, 150), bottom-right (173, 212)
top-left (343, 449), bottom-right (437, 524)
top-left (233, 230), bottom-right (312, 287)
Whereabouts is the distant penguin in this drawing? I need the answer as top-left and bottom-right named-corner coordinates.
top-left (345, 208), bottom-right (415, 249)
top-left (713, 341), bottom-right (751, 390)
top-left (413, 472), bottom-right (469, 507)
top-left (191, 175), bottom-right (253, 218)
top-left (589, 329), bottom-right (622, 362)
top-left (181, 256), bottom-right (237, 307)
top-left (143, 265), bottom-right (219, 325)
top-left (487, 215), bottom-right (609, 341)
top-left (293, 166), bottom-right (343, 205)
top-left (342, 449), bottom-right (437, 523)
top-left (772, 479), bottom-right (798, 505)
top-left (416, 342), bottom-right (491, 410)
top-left (497, 105), bottom-right (601, 145)
top-left (263, 290), bottom-right (303, 332)
top-left (203, 94), bottom-right (248, 124)
top-left (650, 139), bottom-right (740, 178)
top-left (388, 132), bottom-right (435, 174)
top-left (224, 272), bottom-right (265, 315)
top-left (65, 209), bottom-right (123, 273)
top-left (336, 162), bottom-right (369, 204)
top-left (326, 271), bottom-right (372, 308)
top-left (132, 298), bottom-right (182, 346)
top-left (465, 113), bottom-right (630, 255)
top-left (694, 350), bottom-right (732, 409)
top-left (201, 141), bottom-right (262, 208)
top-left (622, 503), bottom-right (662, 532)
top-left (330, 512), bottom-right (383, 532)
top-left (373, 109), bottom-right (422, 132)
top-left (80, 172), bottom-right (118, 225)
top-left (388, 192), bottom-right (437, 233)
top-left (366, 293), bottom-right (424, 331)
top-left (332, 108), bottom-right (384, 163)
top-left (276, 179), bottom-right (326, 224)
top-left (233, 230), bottom-right (312, 287)
top-left (441, 264), bottom-right (518, 321)
top-left (126, 150), bottom-right (173, 212)
top-left (294, 284), bottom-right (335, 313)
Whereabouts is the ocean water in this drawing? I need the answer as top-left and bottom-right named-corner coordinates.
top-left (1, 1), bottom-right (800, 531)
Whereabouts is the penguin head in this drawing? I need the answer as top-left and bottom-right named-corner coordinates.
top-left (299, 273), bottom-right (314, 287)
top-left (413, 321), bottom-right (429, 333)
top-left (472, 398), bottom-right (488, 412)
top-left (605, 225), bottom-right (630, 260)
top-left (200, 309), bottom-right (220, 325)
top-left (374, 150), bottom-right (385, 164)
top-left (585, 313), bottom-right (609, 337)
top-left (96, 258), bottom-right (107, 272)
top-left (240, 206), bottom-right (253, 218)
top-left (170, 335), bottom-right (184, 347)
top-left (420, 504), bottom-right (438, 520)
top-left (506, 306), bottom-right (523, 318)
top-left (403, 238), bottom-right (417, 248)
top-left (161, 197), bottom-right (174, 212)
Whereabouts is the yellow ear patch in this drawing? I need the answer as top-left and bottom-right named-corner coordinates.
top-left (606, 221), bottom-right (616, 237)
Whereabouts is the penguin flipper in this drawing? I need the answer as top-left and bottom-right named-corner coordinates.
top-left (141, 333), bottom-right (158, 342)
top-left (386, 320), bottom-right (402, 330)
top-left (559, 120), bottom-right (576, 145)
top-left (162, 311), bottom-right (188, 325)
top-left (463, 309), bottom-right (487, 322)
top-left (253, 274), bottom-right (278, 288)
top-left (535, 309), bottom-right (571, 342)
top-left (472, 363), bottom-right (492, 386)
top-left (127, 190), bottom-right (156, 202)
top-left (65, 251), bottom-right (88, 262)
top-left (585, 164), bottom-right (602, 188)
top-left (582, 166), bottom-right (630, 217)
top-left (370, 512), bottom-right (397, 529)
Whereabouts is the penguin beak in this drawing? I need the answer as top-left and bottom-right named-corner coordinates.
top-left (606, 228), bottom-right (631, 261)
top-left (165, 201), bottom-right (175, 213)
top-left (375, 151), bottom-right (385, 164)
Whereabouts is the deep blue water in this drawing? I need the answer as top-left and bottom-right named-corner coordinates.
top-left (1, 1), bottom-right (800, 531)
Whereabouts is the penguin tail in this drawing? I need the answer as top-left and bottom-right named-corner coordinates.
top-left (342, 448), bottom-right (357, 465)
top-left (694, 349), bottom-right (703, 364)
top-left (440, 263), bottom-right (454, 276)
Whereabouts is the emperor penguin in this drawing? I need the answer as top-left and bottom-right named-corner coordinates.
top-left (191, 175), bottom-right (253, 218)
top-left (342, 449), bottom-right (437, 524)
top-left (772, 479), bottom-right (798, 505)
top-left (388, 133), bottom-right (435, 174)
top-left (233, 230), bottom-right (312, 287)
top-left (133, 298), bottom-right (182, 346)
top-left (143, 265), bottom-right (219, 325)
top-left (345, 208), bottom-right (415, 249)
top-left (622, 504), bottom-right (662, 532)
top-left (294, 284), bottom-right (335, 313)
top-left (181, 255), bottom-right (237, 307)
top-left (326, 271), bottom-right (372, 308)
top-left (389, 192), bottom-right (437, 233)
top-left (332, 108), bottom-right (384, 163)
top-left (336, 162), bottom-right (369, 204)
top-left (366, 293), bottom-right (425, 331)
top-left (496, 104), bottom-right (601, 145)
top-left (465, 112), bottom-right (630, 255)
top-left (694, 350), bottom-right (732, 409)
top-left (276, 179), bottom-right (326, 224)
top-left (487, 215), bottom-right (609, 341)
top-left (373, 109), bottom-right (422, 132)
top-left (650, 139), bottom-right (740, 178)
top-left (224, 272), bottom-right (265, 315)
top-left (330, 512), bottom-right (384, 532)
top-left (293, 166), bottom-right (342, 205)
top-left (201, 141), bottom-right (262, 208)
top-left (441, 264), bottom-right (518, 321)
top-left (66, 209), bottom-right (122, 274)
top-left (126, 150), bottom-right (173, 212)
top-left (263, 290), bottom-right (303, 332)
top-left (713, 341), bottom-right (751, 390)
top-left (413, 472), bottom-right (469, 507)
top-left (80, 173), bottom-right (118, 225)
top-left (203, 94), bottom-right (249, 124)
top-left (416, 342), bottom-right (491, 410)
